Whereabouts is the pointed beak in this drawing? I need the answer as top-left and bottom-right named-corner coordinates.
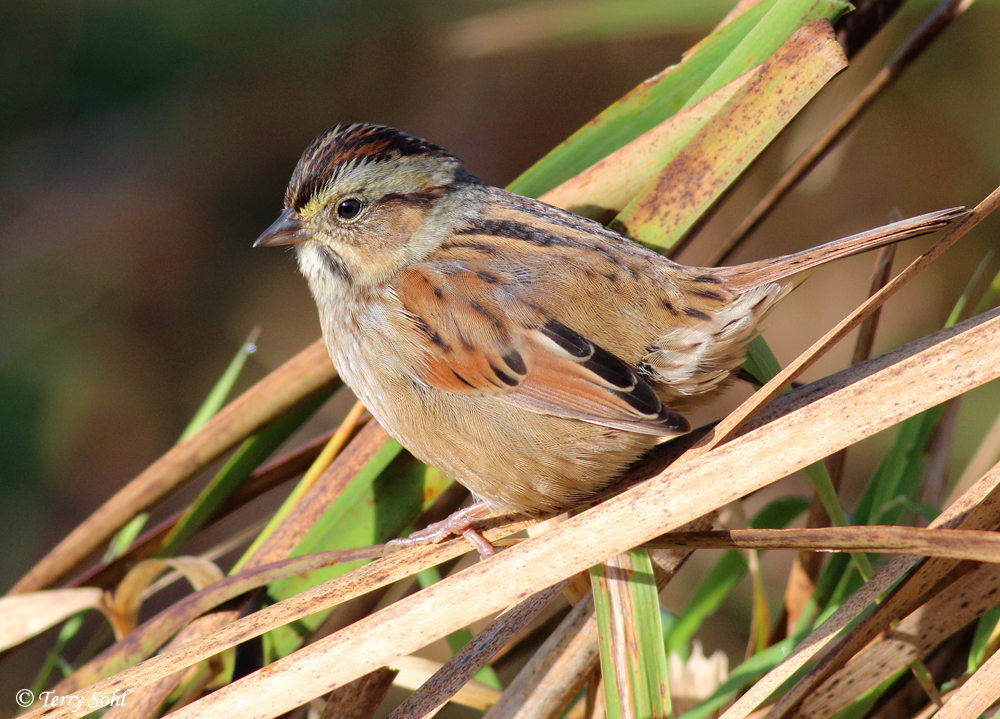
top-left (254, 208), bottom-right (315, 248)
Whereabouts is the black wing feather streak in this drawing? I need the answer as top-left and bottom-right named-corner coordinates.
top-left (539, 320), bottom-right (688, 432)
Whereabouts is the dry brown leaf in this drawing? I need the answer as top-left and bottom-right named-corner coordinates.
top-left (111, 557), bottom-right (224, 636)
top-left (53, 546), bottom-right (382, 695)
top-left (932, 639), bottom-right (1000, 718)
top-left (779, 244), bottom-right (897, 637)
top-left (389, 657), bottom-right (500, 712)
top-left (762, 496), bottom-right (1000, 716)
top-left (720, 458), bottom-right (1000, 719)
top-left (540, 71), bottom-right (749, 221)
top-left (67, 428), bottom-right (342, 593)
top-left (0, 588), bottom-right (107, 651)
top-left (487, 514), bottom-right (714, 719)
top-left (321, 667), bottom-right (397, 719)
top-left (11, 340), bottom-right (338, 594)
top-left (240, 421), bottom-right (391, 569)
top-left (646, 526), bottom-right (1000, 562)
top-left (37, 305), bottom-right (995, 719)
top-left (44, 521), bottom-right (532, 704)
top-left (101, 611), bottom-right (235, 719)
top-left (388, 582), bottom-right (566, 719)
top-left (790, 563), bottom-right (1000, 717)
top-left (485, 592), bottom-right (598, 719)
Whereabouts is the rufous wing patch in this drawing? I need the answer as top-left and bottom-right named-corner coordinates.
top-left (397, 261), bottom-right (689, 437)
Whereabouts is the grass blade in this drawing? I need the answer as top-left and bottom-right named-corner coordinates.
top-left (11, 339), bottom-right (339, 593)
top-left (611, 19), bottom-right (847, 251)
top-left (387, 581), bottom-right (567, 719)
top-left (592, 550), bottom-right (672, 718)
top-left (417, 565), bottom-right (502, 689)
top-left (720, 457), bottom-right (1000, 718)
top-left (50, 307), bottom-right (1000, 719)
top-left (104, 329), bottom-right (262, 561)
top-left (932, 641), bottom-right (1000, 718)
top-left (664, 497), bottom-right (808, 657)
top-left (178, 328), bottom-right (261, 443)
top-left (714, 0), bottom-right (973, 263)
top-left (262, 448), bottom-right (453, 658)
top-left (508, 0), bottom-right (783, 199)
top-left (159, 388), bottom-right (335, 559)
top-left (789, 563), bottom-right (1000, 718)
top-left (230, 401), bottom-right (367, 571)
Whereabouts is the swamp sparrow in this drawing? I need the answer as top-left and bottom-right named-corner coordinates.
top-left (255, 123), bottom-right (963, 554)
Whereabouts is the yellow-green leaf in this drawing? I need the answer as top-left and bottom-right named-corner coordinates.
top-left (612, 20), bottom-right (847, 250)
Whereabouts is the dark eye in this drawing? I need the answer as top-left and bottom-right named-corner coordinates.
top-left (337, 198), bottom-right (363, 220)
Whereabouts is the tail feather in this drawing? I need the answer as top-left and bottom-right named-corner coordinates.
top-left (712, 207), bottom-right (968, 292)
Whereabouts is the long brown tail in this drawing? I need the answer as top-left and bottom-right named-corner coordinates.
top-left (712, 207), bottom-right (968, 292)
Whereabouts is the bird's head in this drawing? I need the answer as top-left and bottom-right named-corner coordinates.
top-left (255, 123), bottom-right (464, 287)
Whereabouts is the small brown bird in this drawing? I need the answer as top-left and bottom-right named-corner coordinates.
top-left (255, 123), bottom-right (963, 555)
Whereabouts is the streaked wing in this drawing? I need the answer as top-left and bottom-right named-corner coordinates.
top-left (394, 261), bottom-right (690, 437)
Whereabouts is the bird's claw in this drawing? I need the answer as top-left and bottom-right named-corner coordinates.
top-left (384, 502), bottom-right (496, 558)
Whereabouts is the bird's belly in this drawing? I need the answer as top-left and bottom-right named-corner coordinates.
top-left (326, 325), bottom-right (656, 514)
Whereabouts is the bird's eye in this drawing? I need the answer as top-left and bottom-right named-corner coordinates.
top-left (337, 198), bottom-right (363, 220)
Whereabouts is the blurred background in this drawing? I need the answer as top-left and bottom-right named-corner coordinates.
top-left (2, 0), bottom-right (999, 708)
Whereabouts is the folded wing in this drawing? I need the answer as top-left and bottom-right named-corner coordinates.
top-left (395, 263), bottom-right (690, 437)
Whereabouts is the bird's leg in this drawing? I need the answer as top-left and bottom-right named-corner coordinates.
top-left (385, 501), bottom-right (496, 558)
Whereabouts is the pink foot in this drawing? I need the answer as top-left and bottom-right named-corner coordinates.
top-left (385, 501), bottom-right (496, 558)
